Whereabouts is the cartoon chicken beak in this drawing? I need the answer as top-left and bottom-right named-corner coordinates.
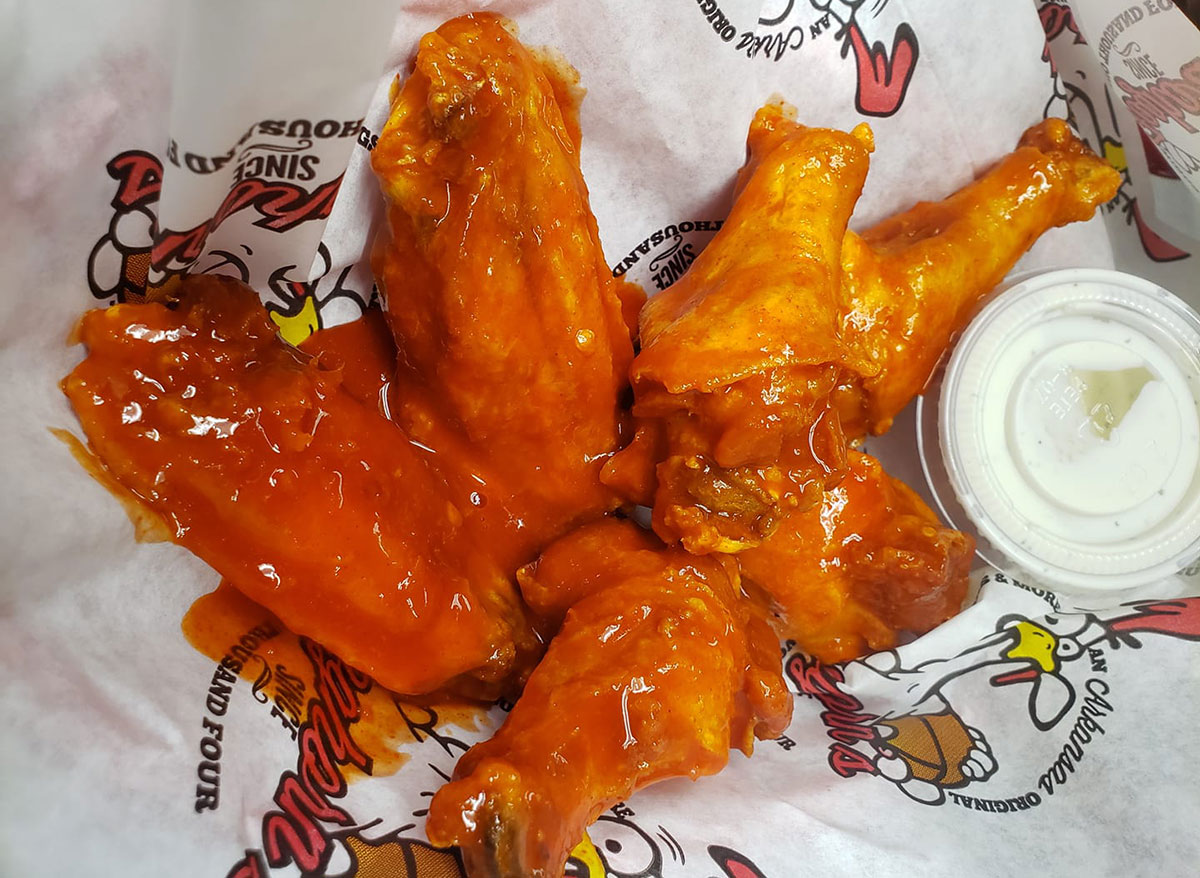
top-left (564, 831), bottom-right (605, 878)
top-left (994, 620), bottom-right (1059, 683)
top-left (269, 294), bottom-right (320, 346)
top-left (993, 620), bottom-right (1075, 731)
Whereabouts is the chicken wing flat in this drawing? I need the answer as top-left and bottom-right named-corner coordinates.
top-left (62, 277), bottom-right (535, 695)
top-left (602, 104), bottom-right (874, 555)
top-left (425, 518), bottom-right (791, 878)
top-left (739, 451), bottom-right (973, 663)
top-left (371, 13), bottom-right (641, 562)
top-left (834, 117), bottom-right (1122, 437)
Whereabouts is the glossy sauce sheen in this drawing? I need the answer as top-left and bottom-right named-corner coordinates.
top-left (836, 117), bottom-right (1123, 437)
top-left (63, 278), bottom-right (533, 696)
top-left (63, 11), bottom-right (647, 705)
top-left (739, 452), bottom-right (974, 662)
top-left (370, 12), bottom-right (642, 561)
top-left (183, 580), bottom-right (488, 779)
top-left (605, 113), bottom-right (1120, 560)
top-left (427, 518), bottom-right (791, 878)
top-left (604, 109), bottom-right (875, 555)
top-left (58, 12), bottom-right (1125, 877)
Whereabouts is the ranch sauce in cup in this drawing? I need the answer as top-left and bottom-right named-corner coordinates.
top-left (935, 268), bottom-right (1200, 593)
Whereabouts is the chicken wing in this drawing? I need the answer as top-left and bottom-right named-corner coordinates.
top-left (371, 13), bottom-right (641, 562)
top-left (64, 14), bottom-right (654, 698)
top-left (62, 277), bottom-right (535, 696)
top-left (739, 452), bottom-right (974, 663)
top-left (425, 518), bottom-right (791, 878)
top-left (738, 120), bottom-right (1116, 659)
top-left (834, 117), bottom-right (1122, 437)
top-left (602, 104), bottom-right (875, 555)
top-left (606, 110), bottom-right (1120, 559)
top-left (606, 110), bottom-right (1117, 664)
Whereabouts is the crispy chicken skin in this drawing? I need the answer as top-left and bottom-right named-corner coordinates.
top-left (62, 277), bottom-right (533, 695)
top-left (602, 105), bottom-right (875, 555)
top-left (834, 117), bottom-right (1123, 437)
top-left (371, 13), bottom-right (641, 558)
top-left (426, 518), bottom-right (791, 878)
top-left (740, 452), bottom-right (974, 663)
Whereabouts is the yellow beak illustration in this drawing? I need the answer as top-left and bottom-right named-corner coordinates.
top-left (1103, 140), bottom-right (1127, 173)
top-left (566, 831), bottom-right (605, 878)
top-left (269, 295), bottom-right (320, 346)
top-left (1002, 620), bottom-right (1058, 673)
top-left (993, 619), bottom-right (1078, 730)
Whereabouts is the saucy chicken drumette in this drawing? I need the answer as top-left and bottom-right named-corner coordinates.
top-left (833, 116), bottom-right (1124, 437)
top-left (606, 105), bottom-right (1120, 552)
top-left (738, 114), bottom-right (1118, 660)
top-left (427, 519), bottom-right (791, 878)
top-left (739, 114), bottom-right (1119, 661)
top-left (601, 112), bottom-right (876, 554)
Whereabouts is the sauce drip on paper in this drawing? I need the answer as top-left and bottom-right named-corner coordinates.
top-left (49, 427), bottom-right (171, 543)
top-left (61, 278), bottom-right (549, 697)
top-left (182, 580), bottom-right (491, 780)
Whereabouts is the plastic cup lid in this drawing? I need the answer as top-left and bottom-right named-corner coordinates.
top-left (938, 268), bottom-right (1200, 593)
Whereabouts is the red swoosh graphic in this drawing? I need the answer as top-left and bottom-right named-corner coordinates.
top-left (848, 20), bottom-right (920, 117)
top-left (1111, 598), bottom-right (1200, 638)
top-left (709, 845), bottom-right (769, 878)
top-left (991, 667), bottom-right (1039, 686)
top-left (1130, 200), bottom-right (1190, 263)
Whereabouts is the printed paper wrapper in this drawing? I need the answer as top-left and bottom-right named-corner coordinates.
top-left (1, 1), bottom-right (1198, 877)
top-left (1068, 0), bottom-right (1200, 253)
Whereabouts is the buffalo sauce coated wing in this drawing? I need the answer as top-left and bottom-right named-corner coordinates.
top-left (835, 117), bottom-right (1122, 437)
top-left (737, 120), bottom-right (1116, 656)
top-left (602, 104), bottom-right (874, 555)
top-left (737, 119), bottom-right (1116, 660)
top-left (426, 518), bottom-right (791, 878)
top-left (62, 277), bottom-right (533, 696)
top-left (604, 111), bottom-right (1119, 560)
top-left (608, 110), bottom-right (1117, 664)
top-left (739, 452), bottom-right (973, 662)
top-left (371, 13), bottom-right (641, 562)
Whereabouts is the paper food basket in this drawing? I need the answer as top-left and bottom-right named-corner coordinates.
top-left (1, 1), bottom-right (1197, 876)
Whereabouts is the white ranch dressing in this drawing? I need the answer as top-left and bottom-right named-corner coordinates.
top-left (939, 269), bottom-right (1200, 593)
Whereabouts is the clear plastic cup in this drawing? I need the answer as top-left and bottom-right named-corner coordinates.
top-left (920, 268), bottom-right (1200, 594)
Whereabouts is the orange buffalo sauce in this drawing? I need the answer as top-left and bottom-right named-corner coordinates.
top-left (62, 276), bottom-right (540, 699)
top-left (298, 306), bottom-right (396, 410)
top-left (182, 579), bottom-right (492, 780)
top-left (739, 451), bottom-right (974, 662)
top-left (298, 307), bottom-right (559, 578)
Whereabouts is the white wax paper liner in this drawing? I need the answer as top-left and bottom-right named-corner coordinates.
top-left (1, 1), bottom-right (1198, 877)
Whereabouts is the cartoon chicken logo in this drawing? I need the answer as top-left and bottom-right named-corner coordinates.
top-left (794, 595), bottom-right (1200, 805)
top-left (87, 149), bottom-right (372, 338)
top-left (807, 0), bottom-right (919, 117)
